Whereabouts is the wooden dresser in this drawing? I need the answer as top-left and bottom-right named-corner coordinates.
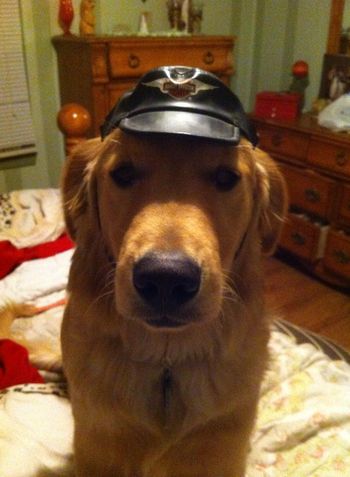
top-left (52, 35), bottom-right (234, 136)
top-left (253, 114), bottom-right (350, 287)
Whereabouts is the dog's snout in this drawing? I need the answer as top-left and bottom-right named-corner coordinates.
top-left (133, 252), bottom-right (201, 313)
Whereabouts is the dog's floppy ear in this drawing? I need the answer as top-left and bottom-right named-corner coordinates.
top-left (254, 149), bottom-right (288, 255)
top-left (61, 138), bottom-right (101, 241)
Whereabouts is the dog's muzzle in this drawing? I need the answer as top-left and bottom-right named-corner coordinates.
top-left (133, 251), bottom-right (201, 327)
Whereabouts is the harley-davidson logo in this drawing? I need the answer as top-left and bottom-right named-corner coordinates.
top-left (162, 80), bottom-right (196, 98)
top-left (142, 78), bottom-right (217, 100)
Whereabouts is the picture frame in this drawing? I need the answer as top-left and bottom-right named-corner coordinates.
top-left (319, 53), bottom-right (350, 101)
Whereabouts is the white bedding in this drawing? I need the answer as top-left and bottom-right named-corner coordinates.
top-left (0, 384), bottom-right (73, 477)
top-left (0, 249), bottom-right (72, 309)
top-left (1, 249), bottom-right (350, 475)
top-left (0, 189), bottom-right (65, 248)
top-left (248, 331), bottom-right (350, 476)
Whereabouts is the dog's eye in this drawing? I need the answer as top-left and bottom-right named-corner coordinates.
top-left (110, 163), bottom-right (138, 188)
top-left (213, 167), bottom-right (240, 191)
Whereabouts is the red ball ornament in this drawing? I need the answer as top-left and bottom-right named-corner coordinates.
top-left (292, 60), bottom-right (309, 78)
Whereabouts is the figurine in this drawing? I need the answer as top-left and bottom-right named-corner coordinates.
top-left (58, 0), bottom-right (74, 35)
top-left (289, 60), bottom-right (309, 109)
top-left (167, 0), bottom-right (185, 31)
top-left (289, 61), bottom-right (309, 94)
top-left (79, 0), bottom-right (96, 36)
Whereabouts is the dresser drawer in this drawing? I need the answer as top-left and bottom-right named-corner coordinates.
top-left (339, 185), bottom-right (350, 223)
top-left (279, 214), bottom-right (329, 262)
top-left (308, 140), bottom-right (350, 178)
top-left (108, 43), bottom-right (231, 79)
top-left (324, 230), bottom-right (350, 280)
top-left (279, 164), bottom-right (337, 219)
top-left (258, 125), bottom-right (309, 160)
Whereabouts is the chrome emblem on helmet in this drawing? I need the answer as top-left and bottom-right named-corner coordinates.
top-left (142, 78), bottom-right (217, 100)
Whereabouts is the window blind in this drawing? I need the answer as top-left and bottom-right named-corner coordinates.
top-left (0, 0), bottom-right (37, 160)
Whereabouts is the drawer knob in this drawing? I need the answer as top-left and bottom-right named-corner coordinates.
top-left (291, 232), bottom-right (306, 246)
top-left (203, 51), bottom-right (214, 65)
top-left (335, 150), bottom-right (348, 166)
top-left (271, 134), bottom-right (283, 147)
top-left (333, 249), bottom-right (350, 265)
top-left (128, 54), bottom-right (140, 69)
top-left (304, 188), bottom-right (320, 203)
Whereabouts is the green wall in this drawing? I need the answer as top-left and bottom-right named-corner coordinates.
top-left (97, 0), bottom-right (234, 35)
top-left (232, 0), bottom-right (331, 110)
top-left (0, 0), bottom-right (333, 193)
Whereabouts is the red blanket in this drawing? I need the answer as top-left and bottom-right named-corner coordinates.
top-left (0, 339), bottom-right (44, 389)
top-left (0, 233), bottom-right (74, 279)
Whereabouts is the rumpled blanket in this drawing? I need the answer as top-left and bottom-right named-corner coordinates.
top-left (0, 384), bottom-right (73, 477)
top-left (0, 233), bottom-right (73, 279)
top-left (0, 189), bottom-right (65, 248)
top-left (0, 249), bottom-right (73, 310)
top-left (248, 330), bottom-right (350, 476)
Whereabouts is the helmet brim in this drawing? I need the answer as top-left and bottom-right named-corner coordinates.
top-left (119, 110), bottom-right (240, 144)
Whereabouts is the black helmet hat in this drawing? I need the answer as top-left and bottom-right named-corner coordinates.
top-left (101, 66), bottom-right (258, 147)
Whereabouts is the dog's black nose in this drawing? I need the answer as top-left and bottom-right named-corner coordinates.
top-left (133, 252), bottom-right (201, 313)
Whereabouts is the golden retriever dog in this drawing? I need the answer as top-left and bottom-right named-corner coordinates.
top-left (61, 129), bottom-right (287, 477)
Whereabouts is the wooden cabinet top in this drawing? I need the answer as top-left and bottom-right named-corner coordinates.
top-left (252, 113), bottom-right (350, 148)
top-left (253, 113), bottom-right (350, 182)
top-left (53, 34), bottom-right (235, 81)
top-left (53, 34), bottom-right (235, 82)
top-left (52, 34), bottom-right (235, 47)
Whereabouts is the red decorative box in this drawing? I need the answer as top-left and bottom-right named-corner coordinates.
top-left (254, 91), bottom-right (302, 120)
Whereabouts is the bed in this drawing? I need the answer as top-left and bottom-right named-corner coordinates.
top-left (1, 187), bottom-right (350, 477)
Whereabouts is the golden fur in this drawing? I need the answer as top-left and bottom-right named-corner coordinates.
top-left (61, 131), bottom-right (287, 477)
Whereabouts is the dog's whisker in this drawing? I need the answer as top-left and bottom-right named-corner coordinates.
top-left (86, 288), bottom-right (115, 315)
top-left (95, 278), bottom-right (115, 301)
top-left (222, 277), bottom-right (237, 293)
top-left (98, 259), bottom-right (116, 281)
top-left (218, 309), bottom-right (229, 332)
top-left (222, 281), bottom-right (246, 312)
top-left (222, 294), bottom-right (239, 305)
top-left (222, 272), bottom-right (241, 300)
top-left (223, 293), bottom-right (239, 302)
top-left (103, 268), bottom-right (116, 287)
top-left (107, 138), bottom-right (122, 145)
top-left (221, 268), bottom-right (238, 288)
top-left (222, 297), bottom-right (242, 310)
top-left (222, 268), bottom-right (248, 303)
top-left (80, 274), bottom-right (116, 319)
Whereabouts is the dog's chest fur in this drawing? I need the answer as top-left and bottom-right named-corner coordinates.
top-left (64, 295), bottom-right (266, 445)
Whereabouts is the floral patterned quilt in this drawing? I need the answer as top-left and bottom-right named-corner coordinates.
top-left (248, 328), bottom-right (350, 476)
